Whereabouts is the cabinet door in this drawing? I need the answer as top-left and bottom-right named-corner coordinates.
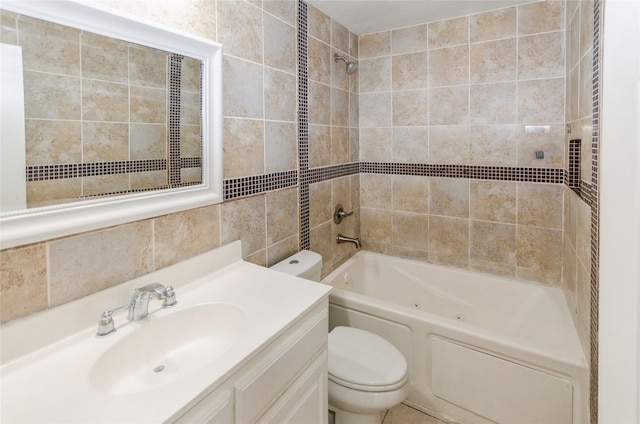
top-left (258, 351), bottom-right (328, 424)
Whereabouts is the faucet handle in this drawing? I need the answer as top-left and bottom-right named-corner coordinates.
top-left (96, 310), bottom-right (115, 337)
top-left (163, 285), bottom-right (177, 308)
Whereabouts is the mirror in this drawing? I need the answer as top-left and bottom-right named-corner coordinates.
top-left (0, 1), bottom-right (223, 249)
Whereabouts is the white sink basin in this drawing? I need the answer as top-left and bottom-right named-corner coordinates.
top-left (90, 303), bottom-right (247, 395)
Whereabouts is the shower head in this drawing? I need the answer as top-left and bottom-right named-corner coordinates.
top-left (334, 53), bottom-right (358, 75)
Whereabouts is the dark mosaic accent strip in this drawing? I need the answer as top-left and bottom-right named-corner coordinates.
top-left (168, 53), bottom-right (183, 187)
top-left (359, 162), bottom-right (565, 183)
top-left (223, 170), bottom-right (298, 200)
top-left (26, 159), bottom-right (167, 182)
top-left (297, 0), bottom-right (310, 250)
top-left (307, 163), bottom-right (359, 184)
top-left (180, 157), bottom-right (202, 168)
top-left (589, 1), bottom-right (602, 422)
top-left (568, 139), bottom-right (582, 195)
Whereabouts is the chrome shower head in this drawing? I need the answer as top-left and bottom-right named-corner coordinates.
top-left (334, 53), bottom-right (358, 75)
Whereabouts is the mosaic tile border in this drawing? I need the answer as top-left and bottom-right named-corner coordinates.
top-left (223, 170), bottom-right (298, 200)
top-left (589, 1), bottom-right (602, 422)
top-left (297, 0), bottom-right (310, 250)
top-left (568, 139), bottom-right (582, 195)
top-left (168, 53), bottom-right (183, 187)
top-left (26, 159), bottom-right (167, 181)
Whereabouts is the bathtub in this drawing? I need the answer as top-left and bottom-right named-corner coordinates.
top-left (322, 251), bottom-right (588, 424)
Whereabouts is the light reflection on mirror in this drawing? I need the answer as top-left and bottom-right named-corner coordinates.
top-left (1, 11), bottom-right (203, 210)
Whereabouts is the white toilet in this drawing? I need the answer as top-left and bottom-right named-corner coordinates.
top-left (271, 251), bottom-right (409, 424)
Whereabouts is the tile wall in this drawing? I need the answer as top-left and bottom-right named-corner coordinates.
top-left (563, 0), bottom-right (595, 365)
top-left (356, 1), bottom-right (567, 284)
top-left (0, 0), bottom-right (304, 324)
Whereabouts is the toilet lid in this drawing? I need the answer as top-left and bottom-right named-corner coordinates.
top-left (328, 326), bottom-right (407, 390)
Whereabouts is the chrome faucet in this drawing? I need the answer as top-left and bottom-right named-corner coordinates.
top-left (336, 233), bottom-right (361, 249)
top-left (96, 283), bottom-right (177, 337)
top-left (129, 283), bottom-right (177, 321)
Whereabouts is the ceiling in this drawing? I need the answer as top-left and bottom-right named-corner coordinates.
top-left (307, 0), bottom-right (537, 35)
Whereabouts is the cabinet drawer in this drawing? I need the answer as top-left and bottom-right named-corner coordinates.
top-left (172, 388), bottom-right (233, 424)
top-left (236, 311), bottom-right (327, 423)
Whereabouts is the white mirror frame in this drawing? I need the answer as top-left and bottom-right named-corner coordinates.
top-left (0, 1), bottom-right (223, 249)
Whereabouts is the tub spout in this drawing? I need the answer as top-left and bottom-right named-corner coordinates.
top-left (336, 233), bottom-right (361, 249)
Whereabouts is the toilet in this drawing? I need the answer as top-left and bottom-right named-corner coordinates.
top-left (271, 251), bottom-right (409, 424)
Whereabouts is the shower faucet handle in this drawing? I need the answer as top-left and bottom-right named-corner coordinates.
top-left (334, 204), bottom-right (354, 224)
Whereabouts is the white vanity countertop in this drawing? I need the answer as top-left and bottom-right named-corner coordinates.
top-left (0, 241), bottom-right (331, 423)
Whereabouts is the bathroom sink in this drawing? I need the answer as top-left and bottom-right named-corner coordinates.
top-left (90, 303), bottom-right (247, 395)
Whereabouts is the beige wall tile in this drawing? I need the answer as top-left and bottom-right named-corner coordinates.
top-left (562, 235), bottom-right (578, 300)
top-left (264, 13), bottom-right (296, 72)
top-left (470, 220), bottom-right (516, 265)
top-left (360, 208), bottom-right (392, 244)
top-left (564, 187), bottom-right (578, 248)
top-left (83, 174), bottom-right (129, 196)
top-left (429, 86), bottom-right (469, 125)
top-left (331, 126), bottom-right (350, 164)
top-left (516, 225), bottom-right (562, 285)
top-left (263, 0), bottom-right (296, 25)
top-left (223, 56), bottom-right (264, 119)
top-left (470, 82), bottom-right (517, 125)
top-left (331, 19), bottom-right (349, 54)
top-left (470, 7), bottom-right (516, 42)
top-left (129, 45), bottom-right (168, 88)
top-left (217, 0), bottom-right (262, 62)
top-left (518, 78), bottom-right (565, 123)
top-left (129, 86), bottom-right (166, 123)
top-left (154, 205), bottom-right (221, 269)
top-left (308, 37), bottom-right (331, 85)
top-left (221, 195), bottom-right (266, 257)
top-left (359, 31), bottom-right (391, 58)
top-left (359, 92), bottom-right (392, 127)
top-left (310, 221), bottom-right (333, 277)
top-left (360, 174), bottom-right (391, 209)
top-left (518, 0), bottom-right (564, 35)
top-left (576, 198), bottom-right (592, 270)
top-left (517, 183), bottom-right (563, 229)
top-left (393, 52), bottom-right (428, 90)
top-left (470, 38), bottom-right (517, 83)
top-left (428, 16), bottom-right (469, 49)
top-left (309, 124), bottom-right (331, 168)
top-left (579, 50), bottom-right (593, 119)
top-left (309, 81), bottom-right (331, 125)
top-left (429, 46), bottom-right (469, 87)
top-left (392, 175), bottom-right (429, 213)
top-left (148, 0), bottom-right (216, 40)
top-left (83, 122), bottom-right (129, 162)
top-left (223, 117), bottom-right (264, 178)
top-left (429, 125), bottom-right (470, 165)
top-left (25, 120), bottom-right (82, 165)
top-left (429, 178), bottom-right (470, 218)
top-left (516, 123), bottom-right (565, 168)
top-left (180, 90), bottom-right (201, 126)
top-left (309, 180), bottom-right (332, 228)
top-left (392, 24), bottom-right (428, 54)
top-left (518, 32), bottom-right (565, 79)
top-left (27, 179), bottom-right (82, 207)
top-left (1, 10), bottom-right (18, 44)
top-left (49, 221), bottom-right (153, 306)
top-left (470, 259), bottom-right (516, 279)
top-left (0, 244), bottom-right (48, 324)
top-left (469, 125), bottom-right (517, 167)
top-left (308, 4), bottom-right (330, 44)
top-left (18, 17), bottom-right (80, 75)
top-left (393, 127), bottom-right (429, 163)
top-left (266, 235), bottom-right (299, 267)
top-left (360, 128), bottom-right (393, 162)
top-left (566, 9), bottom-right (581, 72)
top-left (131, 170), bottom-right (167, 189)
top-left (23, 72), bottom-right (81, 120)
top-left (359, 57), bottom-right (392, 93)
top-left (470, 180), bottom-right (517, 223)
top-left (331, 88), bottom-right (350, 127)
top-left (392, 211), bottom-right (429, 250)
top-left (266, 188), bottom-right (299, 245)
top-left (393, 89), bottom-right (429, 126)
top-left (265, 121), bottom-right (297, 173)
top-left (428, 215), bottom-right (469, 268)
top-left (81, 32), bottom-right (128, 83)
top-left (181, 56), bottom-right (202, 92)
top-left (131, 124), bottom-right (167, 160)
top-left (579, 0), bottom-right (595, 58)
top-left (265, 68), bottom-right (296, 122)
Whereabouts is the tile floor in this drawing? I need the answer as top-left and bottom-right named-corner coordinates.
top-left (382, 404), bottom-right (448, 424)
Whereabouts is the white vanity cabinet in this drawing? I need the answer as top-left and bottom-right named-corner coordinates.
top-left (173, 302), bottom-right (329, 424)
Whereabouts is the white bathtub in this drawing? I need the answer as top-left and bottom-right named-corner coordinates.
top-left (322, 251), bottom-right (588, 424)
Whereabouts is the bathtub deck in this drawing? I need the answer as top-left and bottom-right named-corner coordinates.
top-left (384, 404), bottom-right (448, 424)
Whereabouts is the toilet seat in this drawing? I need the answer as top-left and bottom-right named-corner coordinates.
top-left (328, 326), bottom-right (408, 393)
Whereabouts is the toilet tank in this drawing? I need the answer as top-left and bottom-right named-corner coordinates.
top-left (270, 250), bottom-right (323, 281)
